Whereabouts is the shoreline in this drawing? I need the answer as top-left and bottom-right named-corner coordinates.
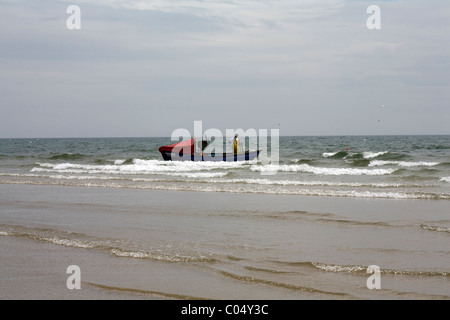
top-left (1, 177), bottom-right (449, 201)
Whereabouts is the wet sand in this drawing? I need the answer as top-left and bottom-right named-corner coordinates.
top-left (1, 184), bottom-right (449, 300)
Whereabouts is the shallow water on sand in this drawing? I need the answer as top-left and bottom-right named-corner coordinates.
top-left (1, 184), bottom-right (449, 300)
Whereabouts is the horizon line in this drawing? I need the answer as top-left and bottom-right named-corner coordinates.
top-left (1, 133), bottom-right (449, 139)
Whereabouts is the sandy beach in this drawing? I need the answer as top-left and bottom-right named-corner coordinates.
top-left (1, 183), bottom-right (449, 300)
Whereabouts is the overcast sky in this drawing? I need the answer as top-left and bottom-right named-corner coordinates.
top-left (0, 0), bottom-right (449, 137)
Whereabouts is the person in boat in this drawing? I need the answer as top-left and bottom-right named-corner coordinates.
top-left (232, 134), bottom-right (240, 155)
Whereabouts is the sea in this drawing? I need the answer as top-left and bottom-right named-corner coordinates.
top-left (0, 135), bottom-right (449, 301)
top-left (1, 135), bottom-right (449, 200)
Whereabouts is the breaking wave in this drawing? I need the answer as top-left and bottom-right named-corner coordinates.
top-left (32, 159), bottom-right (400, 177)
top-left (0, 227), bottom-right (99, 249)
top-left (322, 151), bottom-right (349, 159)
top-left (273, 260), bottom-right (449, 277)
top-left (251, 163), bottom-right (396, 176)
top-left (420, 224), bottom-right (450, 233)
top-left (32, 159), bottom-right (248, 175)
top-left (440, 177), bottom-right (450, 183)
top-left (311, 262), bottom-right (449, 277)
top-left (3, 171), bottom-right (449, 200)
top-left (1, 136), bottom-right (447, 202)
top-left (110, 248), bottom-right (216, 263)
top-left (322, 151), bottom-right (389, 160)
top-left (369, 160), bottom-right (440, 167)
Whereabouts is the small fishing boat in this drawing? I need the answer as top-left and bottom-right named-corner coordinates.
top-left (158, 138), bottom-right (260, 162)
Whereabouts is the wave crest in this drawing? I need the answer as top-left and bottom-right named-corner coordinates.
top-left (420, 224), bottom-right (450, 233)
top-left (369, 160), bottom-right (440, 167)
top-left (251, 163), bottom-right (395, 176)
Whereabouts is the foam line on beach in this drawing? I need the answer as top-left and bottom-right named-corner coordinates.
top-left (270, 260), bottom-right (450, 277)
top-left (312, 262), bottom-right (450, 277)
top-left (110, 248), bottom-right (217, 264)
top-left (420, 224), bottom-right (450, 233)
top-left (1, 177), bottom-right (449, 200)
top-left (0, 227), bottom-right (101, 249)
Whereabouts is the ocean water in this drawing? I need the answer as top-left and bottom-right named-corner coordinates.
top-left (0, 136), bottom-right (449, 300)
top-left (0, 135), bottom-right (449, 200)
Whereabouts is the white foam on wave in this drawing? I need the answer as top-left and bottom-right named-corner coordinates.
top-left (369, 160), bottom-right (440, 167)
top-left (110, 248), bottom-right (207, 263)
top-left (313, 261), bottom-right (449, 276)
top-left (312, 262), bottom-right (366, 273)
top-left (114, 159), bottom-right (127, 165)
top-left (8, 175), bottom-right (446, 199)
top-left (166, 172), bottom-right (229, 178)
top-left (0, 172), bottom-right (42, 178)
top-left (251, 163), bottom-right (395, 176)
top-left (49, 174), bottom-right (118, 180)
top-left (111, 248), bottom-right (151, 259)
top-left (362, 151), bottom-right (389, 159)
top-left (420, 224), bottom-right (450, 233)
top-left (322, 152), bottom-right (338, 158)
top-left (0, 229), bottom-right (98, 248)
top-left (211, 178), bottom-right (405, 188)
top-left (33, 159), bottom-right (246, 175)
top-left (132, 159), bottom-right (249, 171)
top-left (125, 181), bottom-right (439, 200)
top-left (439, 176), bottom-right (450, 183)
top-left (322, 151), bottom-right (388, 159)
top-left (201, 183), bottom-right (447, 199)
top-left (42, 236), bottom-right (97, 248)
